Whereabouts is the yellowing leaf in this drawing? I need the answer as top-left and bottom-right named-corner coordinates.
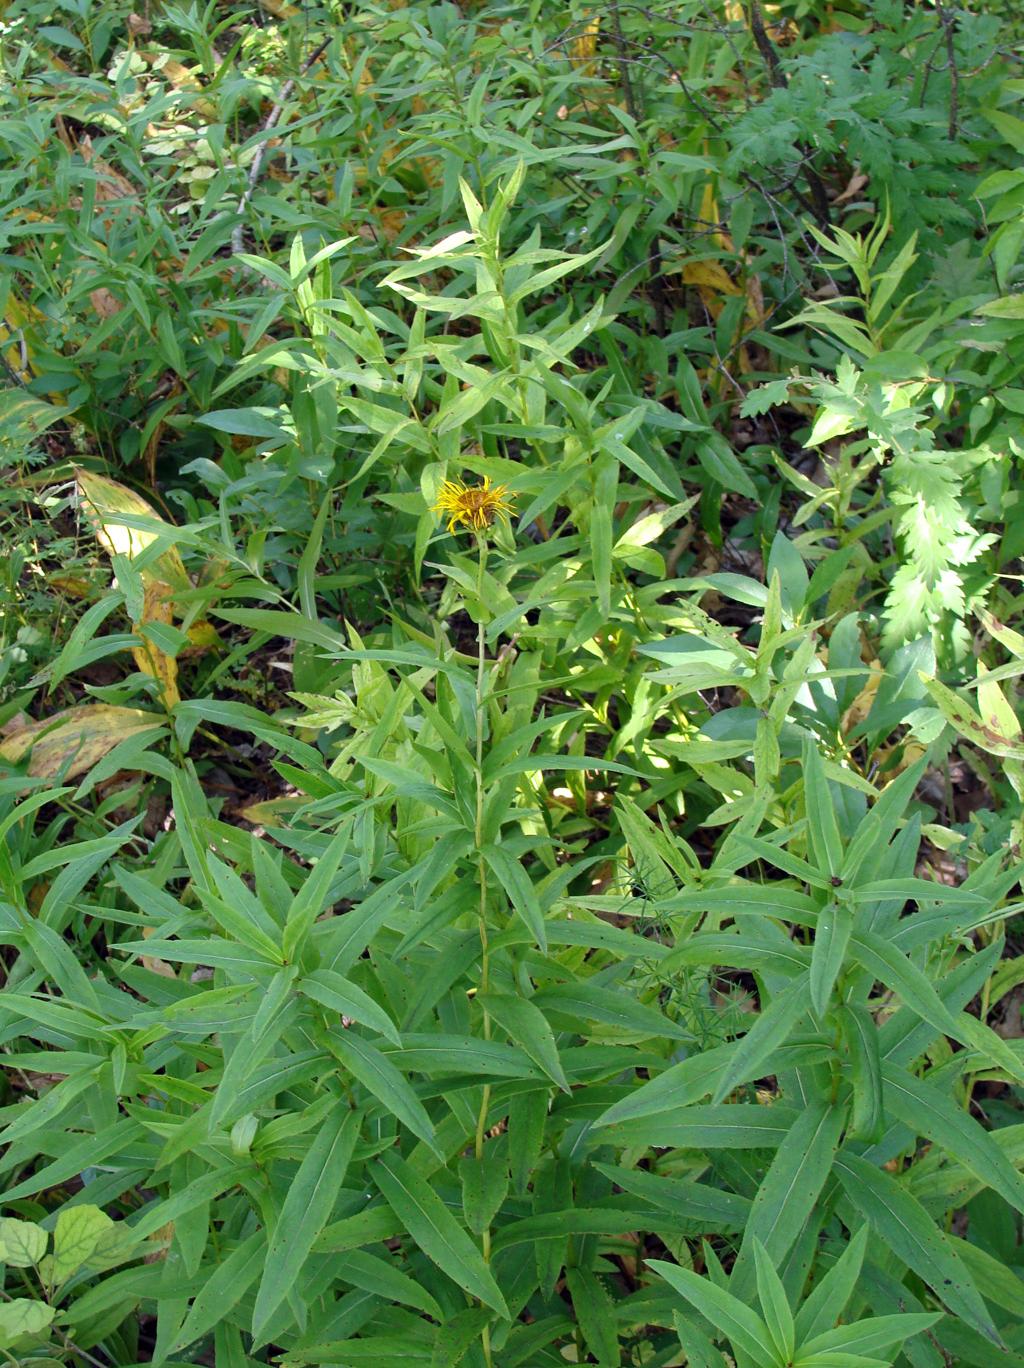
top-left (0, 1298), bottom-right (55, 1348)
top-left (131, 581), bottom-right (181, 708)
top-left (76, 470), bottom-right (194, 700)
top-left (76, 470), bottom-right (190, 592)
top-left (977, 662), bottom-right (1022, 742)
top-left (681, 260), bottom-right (740, 299)
top-left (980, 608), bottom-right (1024, 660)
top-left (79, 135), bottom-right (139, 203)
top-left (50, 1206), bottom-right (114, 1284)
top-left (570, 16), bottom-right (601, 71)
top-left (183, 620), bottom-right (222, 655)
top-left (47, 572), bottom-right (95, 598)
top-left (142, 925), bottom-right (177, 980)
top-left (922, 674), bottom-right (1024, 760)
top-left (0, 289), bottom-right (47, 384)
top-left (0, 705), bottom-right (162, 779)
top-left (0, 1218), bottom-right (47, 1267)
top-left (841, 658), bottom-right (883, 736)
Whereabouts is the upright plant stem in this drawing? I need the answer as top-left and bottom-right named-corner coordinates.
top-left (473, 534), bottom-right (494, 1368)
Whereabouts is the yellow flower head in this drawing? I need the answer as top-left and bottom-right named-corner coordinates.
top-left (431, 476), bottom-right (515, 535)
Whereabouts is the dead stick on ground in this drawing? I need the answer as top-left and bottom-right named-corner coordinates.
top-left (231, 37), bottom-right (333, 257)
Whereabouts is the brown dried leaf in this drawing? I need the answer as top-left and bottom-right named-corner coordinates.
top-left (0, 705), bottom-right (162, 779)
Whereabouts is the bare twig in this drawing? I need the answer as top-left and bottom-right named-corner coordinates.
top-left (609, 0), bottom-right (640, 122)
top-left (747, 0), bottom-right (785, 89)
top-left (745, 0), bottom-right (830, 226)
top-left (231, 36), bottom-right (333, 256)
top-left (933, 0), bottom-right (960, 139)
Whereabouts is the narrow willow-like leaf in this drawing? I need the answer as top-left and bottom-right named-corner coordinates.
top-left (882, 1060), bottom-right (1024, 1215)
top-left (649, 1259), bottom-right (776, 1362)
top-left (835, 1151), bottom-right (1001, 1344)
top-left (251, 1107), bottom-right (358, 1342)
top-left (327, 1030), bottom-right (440, 1155)
top-left (729, 1098), bottom-right (847, 1302)
top-left (711, 974), bottom-right (810, 1105)
top-left (370, 1150), bottom-right (509, 1317)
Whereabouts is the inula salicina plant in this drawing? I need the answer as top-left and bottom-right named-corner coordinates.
top-left (1, 1), bottom-right (1023, 1365)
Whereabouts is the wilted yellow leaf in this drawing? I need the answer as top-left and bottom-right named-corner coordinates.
top-left (183, 620), bottom-right (223, 656)
top-left (922, 673), bottom-right (1024, 761)
top-left (131, 582), bottom-right (181, 709)
top-left (841, 658), bottom-right (883, 737)
top-left (48, 572), bottom-right (95, 598)
top-left (76, 470), bottom-right (190, 592)
top-left (0, 705), bottom-right (162, 779)
top-left (90, 286), bottom-right (123, 319)
top-left (681, 259), bottom-right (741, 302)
top-left (80, 136), bottom-right (139, 204)
top-left (570, 16), bottom-right (601, 71)
top-left (0, 290), bottom-right (45, 385)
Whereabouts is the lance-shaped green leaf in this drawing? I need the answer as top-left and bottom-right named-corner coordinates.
top-left (753, 1241), bottom-right (795, 1365)
top-left (882, 1059), bottom-right (1024, 1215)
top-left (712, 974), bottom-right (810, 1104)
top-left (341, 1248), bottom-right (443, 1321)
top-left (649, 1259), bottom-right (776, 1363)
top-left (371, 1150), bottom-right (508, 1317)
top-left (809, 902), bottom-right (854, 1017)
top-left (300, 969), bottom-right (400, 1044)
top-left (327, 1030), bottom-right (440, 1155)
top-left (565, 1268), bottom-right (619, 1368)
top-left (478, 992), bottom-right (568, 1092)
top-left (532, 980), bottom-right (692, 1041)
top-left (803, 739), bottom-right (843, 875)
top-left (593, 1162), bottom-right (750, 1231)
top-left (799, 1311), bottom-right (942, 1362)
top-left (794, 1225), bottom-right (869, 1342)
top-left (283, 821), bottom-right (352, 961)
top-left (839, 1003), bottom-right (884, 1142)
top-left (481, 845), bottom-right (547, 951)
top-left (600, 1104), bottom-right (800, 1151)
top-left (729, 1098), bottom-right (847, 1302)
top-left (252, 1107), bottom-right (358, 1342)
top-left (835, 1150), bottom-right (1001, 1344)
top-left (174, 1232), bottom-right (264, 1353)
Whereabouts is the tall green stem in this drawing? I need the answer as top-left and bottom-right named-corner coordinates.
top-left (473, 534), bottom-right (494, 1368)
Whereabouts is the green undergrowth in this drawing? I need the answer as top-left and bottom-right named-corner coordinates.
top-left (1, 1), bottom-right (1024, 1366)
